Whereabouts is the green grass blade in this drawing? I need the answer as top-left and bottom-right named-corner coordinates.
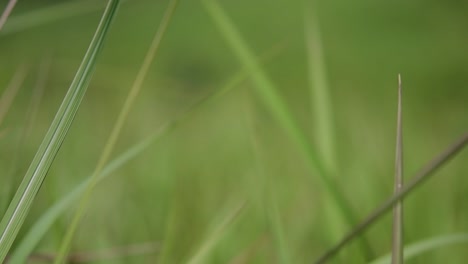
top-left (186, 201), bottom-right (247, 264)
top-left (305, 5), bottom-right (336, 174)
top-left (0, 0), bottom-right (121, 261)
top-left (305, 6), bottom-right (375, 259)
top-left (369, 233), bottom-right (468, 264)
top-left (54, 1), bottom-right (178, 262)
top-left (202, 0), bottom-right (358, 242)
top-left (391, 74), bottom-right (404, 264)
top-left (315, 132), bottom-right (468, 263)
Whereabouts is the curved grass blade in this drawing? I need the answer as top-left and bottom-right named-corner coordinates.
top-left (370, 233), bottom-right (468, 264)
top-left (202, 0), bottom-right (359, 245)
top-left (391, 74), bottom-right (404, 264)
top-left (0, 0), bottom-right (18, 31)
top-left (0, 0), bottom-right (121, 261)
top-left (54, 1), bottom-right (179, 262)
top-left (315, 131), bottom-right (468, 263)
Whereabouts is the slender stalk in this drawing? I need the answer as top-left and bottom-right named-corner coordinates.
top-left (391, 74), bottom-right (404, 264)
top-left (0, 0), bottom-right (121, 260)
top-left (54, 1), bottom-right (179, 262)
top-left (315, 131), bottom-right (468, 263)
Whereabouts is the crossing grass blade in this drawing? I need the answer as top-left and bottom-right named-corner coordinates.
top-left (391, 74), bottom-right (404, 264)
top-left (202, 0), bottom-right (360, 246)
top-left (315, 131), bottom-right (468, 263)
top-left (53, 1), bottom-right (179, 262)
top-left (0, 0), bottom-right (121, 262)
top-left (369, 233), bottom-right (468, 264)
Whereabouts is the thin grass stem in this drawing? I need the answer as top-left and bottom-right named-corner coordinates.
top-left (391, 74), bottom-right (404, 264)
top-left (315, 131), bottom-right (468, 263)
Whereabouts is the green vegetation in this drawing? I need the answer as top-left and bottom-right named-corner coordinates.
top-left (1, 0), bottom-right (467, 263)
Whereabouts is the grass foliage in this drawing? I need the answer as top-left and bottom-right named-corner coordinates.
top-left (0, 0), bottom-right (467, 263)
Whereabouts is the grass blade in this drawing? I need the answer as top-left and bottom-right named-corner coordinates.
top-left (370, 233), bottom-right (468, 264)
top-left (305, 5), bottom-right (336, 174)
top-left (0, 0), bottom-right (121, 261)
top-left (391, 74), bottom-right (404, 264)
top-left (315, 131), bottom-right (468, 263)
top-left (202, 0), bottom-right (358, 242)
top-left (54, 1), bottom-right (179, 262)
top-left (186, 201), bottom-right (247, 264)
top-left (0, 0), bottom-right (18, 31)
top-left (305, 5), bottom-right (373, 259)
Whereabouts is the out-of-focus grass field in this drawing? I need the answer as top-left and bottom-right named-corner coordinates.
top-left (1, 0), bottom-right (467, 263)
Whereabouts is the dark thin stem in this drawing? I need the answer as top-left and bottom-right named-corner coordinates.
top-left (315, 131), bottom-right (468, 264)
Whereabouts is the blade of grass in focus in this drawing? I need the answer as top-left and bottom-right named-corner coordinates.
top-left (54, 1), bottom-right (179, 262)
top-left (202, 0), bottom-right (360, 243)
top-left (186, 201), bottom-right (247, 264)
top-left (0, 0), bottom-right (121, 261)
top-left (9, 43), bottom-right (282, 264)
top-left (391, 74), bottom-right (404, 264)
top-left (369, 233), bottom-right (468, 264)
top-left (315, 131), bottom-right (468, 263)
top-left (0, 0), bottom-right (18, 31)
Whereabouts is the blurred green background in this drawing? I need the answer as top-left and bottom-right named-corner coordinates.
top-left (0, 0), bottom-right (467, 263)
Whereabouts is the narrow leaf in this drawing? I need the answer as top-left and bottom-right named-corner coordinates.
top-left (0, 0), bottom-right (121, 261)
